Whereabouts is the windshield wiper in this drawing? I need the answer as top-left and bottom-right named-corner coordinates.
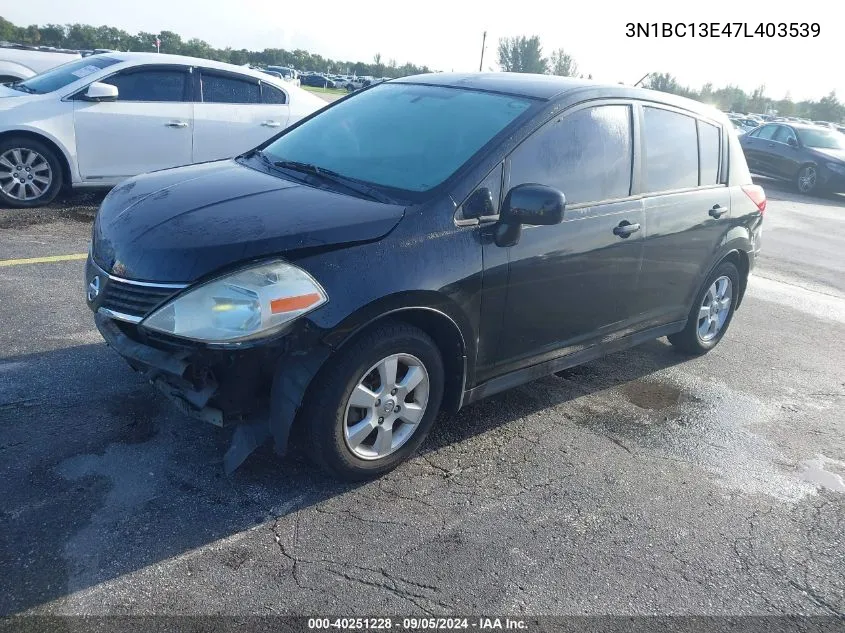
top-left (273, 160), bottom-right (394, 204)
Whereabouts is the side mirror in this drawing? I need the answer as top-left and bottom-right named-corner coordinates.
top-left (83, 82), bottom-right (118, 102)
top-left (495, 183), bottom-right (565, 247)
top-left (787, 137), bottom-right (798, 147)
top-left (460, 187), bottom-right (496, 220)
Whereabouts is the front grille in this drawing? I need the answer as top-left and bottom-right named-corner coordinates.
top-left (99, 278), bottom-right (181, 319)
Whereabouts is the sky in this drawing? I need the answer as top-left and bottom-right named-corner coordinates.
top-left (3, 0), bottom-right (840, 101)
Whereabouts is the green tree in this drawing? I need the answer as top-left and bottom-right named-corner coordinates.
top-left (548, 48), bottom-right (578, 77)
top-left (497, 35), bottom-right (547, 73)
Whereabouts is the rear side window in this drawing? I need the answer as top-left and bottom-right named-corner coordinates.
top-left (698, 121), bottom-right (721, 185)
top-left (103, 69), bottom-right (188, 102)
top-left (508, 104), bottom-right (633, 205)
top-left (262, 83), bottom-right (287, 105)
top-left (643, 107), bottom-right (698, 192)
top-left (202, 73), bottom-right (260, 104)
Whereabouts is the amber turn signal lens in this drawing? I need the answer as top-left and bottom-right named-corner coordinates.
top-left (270, 292), bottom-right (322, 314)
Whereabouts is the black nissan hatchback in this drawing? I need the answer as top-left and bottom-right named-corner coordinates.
top-left (86, 73), bottom-right (765, 480)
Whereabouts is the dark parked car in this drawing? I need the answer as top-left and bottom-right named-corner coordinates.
top-left (301, 74), bottom-right (336, 89)
top-left (85, 73), bottom-right (765, 480)
top-left (740, 122), bottom-right (845, 194)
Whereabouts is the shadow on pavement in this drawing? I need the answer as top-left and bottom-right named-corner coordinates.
top-left (0, 337), bottom-right (687, 615)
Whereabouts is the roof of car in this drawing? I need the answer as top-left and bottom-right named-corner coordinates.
top-left (394, 72), bottom-right (595, 99)
top-left (395, 72), bottom-right (724, 116)
top-left (94, 51), bottom-right (286, 85)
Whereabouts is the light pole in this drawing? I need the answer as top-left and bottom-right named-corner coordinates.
top-left (479, 31), bottom-right (487, 72)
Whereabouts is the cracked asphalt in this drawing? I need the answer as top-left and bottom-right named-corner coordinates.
top-left (0, 177), bottom-right (843, 618)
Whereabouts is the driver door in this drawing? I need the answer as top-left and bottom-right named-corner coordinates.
top-left (73, 65), bottom-right (194, 180)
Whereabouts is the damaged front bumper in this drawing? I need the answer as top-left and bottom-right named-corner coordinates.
top-left (94, 313), bottom-right (330, 472)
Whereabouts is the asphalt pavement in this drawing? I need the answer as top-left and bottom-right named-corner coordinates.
top-left (0, 178), bottom-right (843, 618)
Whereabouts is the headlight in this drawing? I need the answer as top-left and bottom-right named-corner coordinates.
top-left (825, 162), bottom-right (845, 175)
top-left (142, 261), bottom-right (327, 343)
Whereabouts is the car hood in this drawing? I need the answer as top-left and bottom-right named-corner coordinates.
top-left (92, 160), bottom-right (406, 282)
top-left (809, 147), bottom-right (845, 163)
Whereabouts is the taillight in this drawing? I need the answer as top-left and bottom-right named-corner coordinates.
top-left (741, 184), bottom-right (766, 215)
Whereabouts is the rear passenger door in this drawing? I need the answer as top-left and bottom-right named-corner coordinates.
top-left (493, 102), bottom-right (645, 373)
top-left (634, 104), bottom-right (731, 326)
top-left (192, 69), bottom-right (291, 163)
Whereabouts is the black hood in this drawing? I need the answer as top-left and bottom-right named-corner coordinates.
top-left (92, 160), bottom-right (406, 282)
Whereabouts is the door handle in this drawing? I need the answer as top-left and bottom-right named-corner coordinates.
top-left (165, 120), bottom-right (188, 128)
top-left (613, 221), bottom-right (640, 238)
top-left (261, 120), bottom-right (282, 127)
top-left (709, 204), bottom-right (728, 219)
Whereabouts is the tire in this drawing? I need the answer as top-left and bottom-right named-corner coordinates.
top-left (0, 136), bottom-right (64, 208)
top-left (668, 261), bottom-right (740, 355)
top-left (796, 164), bottom-right (819, 195)
top-left (346, 84), bottom-right (355, 92)
top-left (303, 320), bottom-right (444, 481)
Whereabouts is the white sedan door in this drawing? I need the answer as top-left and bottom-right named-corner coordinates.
top-left (73, 66), bottom-right (193, 180)
top-left (192, 69), bottom-right (291, 163)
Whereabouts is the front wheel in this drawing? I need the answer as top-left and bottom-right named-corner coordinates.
top-left (797, 164), bottom-right (819, 195)
top-left (0, 137), bottom-right (63, 208)
top-left (303, 320), bottom-right (444, 481)
top-left (668, 261), bottom-right (740, 355)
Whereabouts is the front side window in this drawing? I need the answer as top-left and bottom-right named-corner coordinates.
top-left (102, 69), bottom-right (188, 102)
top-left (262, 83), bottom-right (534, 194)
top-left (202, 73), bottom-right (260, 104)
top-left (508, 104), bottom-right (633, 205)
top-left (15, 56), bottom-right (121, 94)
top-left (773, 126), bottom-right (797, 144)
top-left (754, 125), bottom-right (778, 140)
top-left (643, 106), bottom-right (698, 192)
top-left (698, 121), bottom-right (721, 185)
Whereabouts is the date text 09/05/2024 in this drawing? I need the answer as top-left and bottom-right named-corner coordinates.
top-left (626, 22), bottom-right (820, 38)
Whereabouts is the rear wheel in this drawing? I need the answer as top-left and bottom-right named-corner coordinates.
top-left (668, 261), bottom-right (740, 355)
top-left (797, 164), bottom-right (819, 194)
top-left (0, 137), bottom-right (64, 208)
top-left (303, 320), bottom-right (444, 481)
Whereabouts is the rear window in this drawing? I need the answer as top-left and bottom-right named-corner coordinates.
top-left (698, 121), bottom-right (721, 185)
top-left (643, 107), bottom-right (699, 192)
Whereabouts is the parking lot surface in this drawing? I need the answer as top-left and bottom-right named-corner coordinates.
top-left (1, 179), bottom-right (843, 617)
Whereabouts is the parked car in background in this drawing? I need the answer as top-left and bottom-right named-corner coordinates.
top-left (85, 73), bottom-right (764, 479)
top-left (0, 43), bottom-right (81, 83)
top-left (301, 74), bottom-right (337, 89)
top-left (265, 65), bottom-right (300, 86)
top-left (0, 52), bottom-right (326, 208)
top-left (344, 76), bottom-right (366, 92)
top-left (728, 115), bottom-right (759, 133)
top-left (739, 122), bottom-right (845, 194)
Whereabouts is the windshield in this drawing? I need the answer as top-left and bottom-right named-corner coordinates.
top-left (262, 83), bottom-right (534, 194)
top-left (16, 56), bottom-right (121, 94)
top-left (797, 128), bottom-right (845, 150)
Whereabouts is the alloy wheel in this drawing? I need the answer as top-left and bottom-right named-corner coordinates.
top-left (798, 166), bottom-right (817, 193)
top-left (0, 148), bottom-right (53, 201)
top-left (343, 353), bottom-right (430, 460)
top-left (697, 276), bottom-right (732, 343)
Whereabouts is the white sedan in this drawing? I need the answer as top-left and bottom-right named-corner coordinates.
top-left (0, 52), bottom-right (327, 208)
